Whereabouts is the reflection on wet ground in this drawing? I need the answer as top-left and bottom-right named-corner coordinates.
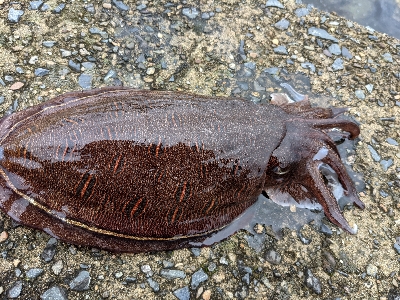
top-left (303, 0), bottom-right (400, 39)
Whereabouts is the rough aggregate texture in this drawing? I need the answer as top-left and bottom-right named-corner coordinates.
top-left (0, 0), bottom-right (399, 299)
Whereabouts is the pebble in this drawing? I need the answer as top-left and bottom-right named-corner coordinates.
top-left (147, 67), bottom-right (155, 75)
top-left (141, 264), bottom-right (153, 277)
top-left (41, 238), bottom-right (57, 262)
top-left (191, 248), bottom-right (201, 257)
top-left (332, 58), bottom-right (344, 71)
top-left (40, 286), bottom-right (67, 300)
top-left (29, 56), bottom-right (38, 65)
top-left (355, 90), bottom-right (365, 99)
top-left (382, 53), bottom-right (393, 63)
top-left (26, 268), bottom-right (43, 279)
top-left (69, 270), bottom-right (91, 291)
top-left (304, 269), bottom-right (321, 294)
top-left (35, 68), bottom-right (50, 77)
top-left (328, 44), bottom-right (341, 55)
top-left (0, 96), bottom-right (4, 105)
top-left (191, 269), bottom-right (209, 289)
top-left (174, 286), bottom-right (190, 300)
top-left (301, 62), bottom-right (316, 72)
top-left (265, 249), bottom-right (281, 265)
top-left (295, 8), bottom-right (309, 17)
top-left (219, 257), bottom-right (228, 265)
top-left (29, 1), bottom-right (43, 10)
top-left (380, 159), bottom-right (393, 171)
top-left (365, 84), bottom-right (374, 93)
top-left (52, 260), bottom-right (63, 275)
top-left (147, 278), bottom-right (160, 291)
top-left (308, 27), bottom-right (338, 42)
top-left (273, 45), bottom-right (288, 55)
top-left (137, 4), bottom-right (147, 11)
top-left (52, 3), bottom-right (65, 14)
top-left (8, 8), bottom-right (24, 23)
top-left (275, 19), bottom-right (289, 30)
top-left (160, 269), bottom-right (186, 279)
top-left (78, 74), bottom-right (93, 90)
top-left (368, 145), bottom-right (381, 162)
top-left (82, 62), bottom-right (95, 70)
top-left (342, 46), bottom-right (353, 59)
top-left (8, 281), bottom-right (22, 298)
top-left (42, 41), bottom-right (56, 48)
top-left (112, 0), bottom-right (129, 11)
top-left (320, 224), bottom-right (333, 236)
top-left (182, 7), bottom-right (199, 19)
top-left (68, 60), bottom-right (81, 72)
top-left (394, 243), bottom-right (400, 254)
top-left (41, 3), bottom-right (50, 11)
top-left (366, 264), bottom-right (378, 276)
top-left (266, 0), bottom-right (284, 9)
top-left (386, 138), bottom-right (398, 146)
top-left (9, 82), bottom-right (24, 90)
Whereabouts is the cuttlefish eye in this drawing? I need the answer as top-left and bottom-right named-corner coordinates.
top-left (273, 165), bottom-right (290, 175)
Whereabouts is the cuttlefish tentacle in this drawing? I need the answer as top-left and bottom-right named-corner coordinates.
top-left (308, 118), bottom-right (360, 139)
top-left (306, 160), bottom-right (357, 234)
top-left (321, 148), bottom-right (365, 209)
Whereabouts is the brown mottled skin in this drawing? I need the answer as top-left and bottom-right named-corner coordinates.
top-left (0, 87), bottom-right (364, 252)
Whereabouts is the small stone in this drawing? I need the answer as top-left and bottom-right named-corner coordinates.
top-left (173, 286), bottom-right (190, 300)
top-left (365, 84), bottom-right (374, 93)
top-left (26, 268), bottom-right (44, 279)
top-left (341, 47), bottom-right (353, 59)
top-left (78, 74), bottom-right (93, 90)
top-left (191, 269), bottom-right (208, 289)
top-left (41, 238), bottom-right (57, 262)
top-left (264, 67), bottom-right (279, 75)
top-left (112, 0), bottom-right (129, 11)
top-left (304, 269), bottom-right (321, 294)
top-left (208, 262), bottom-right (216, 272)
top-left (68, 60), bottom-right (81, 72)
top-left (8, 8), bottom-right (24, 23)
top-left (202, 289), bottom-right (211, 300)
top-left (394, 243), bottom-right (400, 254)
top-left (29, 1), bottom-right (43, 10)
top-left (147, 278), bottom-right (159, 292)
top-left (103, 3), bottom-right (112, 9)
top-left (273, 45), bottom-right (288, 55)
top-left (219, 257), bottom-right (228, 265)
top-left (60, 49), bottom-right (72, 57)
top-left (380, 159), bottom-right (393, 171)
top-left (162, 260), bottom-right (174, 268)
top-left (0, 231), bottom-right (8, 243)
top-left (274, 19), bottom-right (289, 30)
top-left (320, 224), bottom-right (333, 236)
top-left (137, 4), bottom-right (147, 10)
top-left (42, 41), bottom-right (56, 48)
top-left (81, 62), bottom-right (95, 70)
top-left (52, 260), bottom-right (63, 275)
top-left (308, 27), bottom-right (338, 42)
top-left (328, 44), bottom-right (341, 55)
top-left (295, 8), bottom-right (309, 17)
top-left (182, 7), bottom-right (199, 19)
top-left (301, 62), bottom-right (316, 72)
top-left (265, 249), bottom-right (281, 265)
top-left (382, 53), bottom-right (393, 63)
top-left (266, 0), bottom-right (284, 9)
top-left (141, 264), bottom-right (153, 276)
top-left (115, 272), bottom-right (123, 279)
top-left (146, 67), bottom-right (155, 75)
top-left (160, 269), bottom-right (186, 279)
top-left (8, 281), bottom-right (22, 298)
top-left (368, 145), bottom-right (381, 162)
top-left (29, 56), bottom-right (38, 65)
top-left (332, 58), bottom-right (344, 71)
top-left (104, 70), bottom-right (117, 81)
top-left (52, 3), bottom-right (65, 13)
top-left (40, 286), bottom-right (67, 300)
top-left (191, 248), bottom-right (201, 256)
top-left (35, 68), bottom-right (50, 77)
top-left (386, 138), bottom-right (398, 146)
top-left (9, 82), bottom-right (24, 90)
top-left (70, 270), bottom-right (91, 291)
top-left (366, 264), bottom-right (378, 276)
top-left (355, 90), bottom-right (365, 99)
